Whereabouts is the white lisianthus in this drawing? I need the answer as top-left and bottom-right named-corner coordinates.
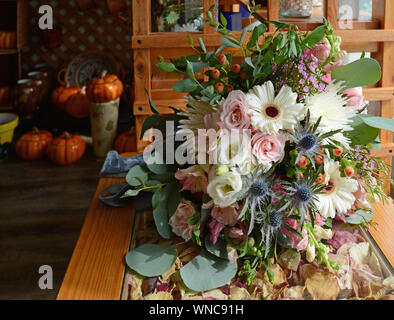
top-left (207, 171), bottom-right (243, 207)
top-left (313, 225), bottom-right (333, 241)
top-left (216, 129), bottom-right (251, 168)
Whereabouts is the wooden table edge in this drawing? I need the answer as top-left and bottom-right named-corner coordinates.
top-left (57, 151), bottom-right (394, 300)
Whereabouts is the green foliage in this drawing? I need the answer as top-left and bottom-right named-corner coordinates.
top-left (346, 207), bottom-right (374, 225)
top-left (205, 235), bottom-right (228, 260)
top-left (126, 244), bottom-right (177, 277)
top-left (332, 58), bottom-right (381, 89)
top-left (180, 250), bottom-right (237, 291)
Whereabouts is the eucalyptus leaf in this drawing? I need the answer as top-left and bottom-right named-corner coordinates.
top-left (157, 62), bottom-right (176, 72)
top-left (122, 189), bottom-right (140, 197)
top-left (153, 201), bottom-right (172, 239)
top-left (332, 58), bottom-right (381, 89)
top-left (140, 115), bottom-right (160, 139)
top-left (166, 183), bottom-right (181, 217)
top-left (126, 165), bottom-right (149, 187)
top-left (172, 79), bottom-right (198, 92)
top-left (346, 208), bottom-right (374, 225)
top-left (125, 244), bottom-right (177, 277)
top-left (180, 250), bottom-right (237, 292)
top-left (360, 115), bottom-right (394, 132)
top-left (205, 235), bottom-right (228, 260)
top-left (348, 115), bottom-right (380, 145)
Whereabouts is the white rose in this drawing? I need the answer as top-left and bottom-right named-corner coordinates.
top-left (207, 171), bottom-right (243, 207)
top-left (216, 129), bottom-right (251, 167)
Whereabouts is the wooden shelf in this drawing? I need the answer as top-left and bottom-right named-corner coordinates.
top-left (0, 49), bottom-right (17, 55)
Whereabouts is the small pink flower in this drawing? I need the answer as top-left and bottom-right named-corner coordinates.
top-left (169, 200), bottom-right (196, 241)
top-left (207, 219), bottom-right (224, 244)
top-left (296, 231), bottom-right (308, 251)
top-left (251, 132), bottom-right (287, 164)
top-left (220, 90), bottom-right (250, 130)
top-left (343, 87), bottom-right (366, 113)
top-left (314, 213), bottom-right (326, 226)
top-left (227, 247), bottom-right (238, 264)
top-left (324, 59), bottom-right (343, 73)
top-left (175, 165), bottom-right (208, 194)
top-left (321, 73), bottom-right (331, 83)
top-left (282, 219), bottom-right (308, 251)
top-left (211, 204), bottom-right (239, 226)
top-left (312, 43), bottom-right (330, 61)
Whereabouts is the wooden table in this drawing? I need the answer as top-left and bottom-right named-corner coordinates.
top-left (57, 152), bottom-right (394, 300)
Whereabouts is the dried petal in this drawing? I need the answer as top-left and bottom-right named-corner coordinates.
top-left (278, 249), bottom-right (301, 271)
top-left (144, 292), bottom-right (173, 300)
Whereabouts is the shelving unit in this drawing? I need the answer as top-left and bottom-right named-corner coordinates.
top-left (0, 0), bottom-right (28, 110)
top-left (132, 0), bottom-right (394, 194)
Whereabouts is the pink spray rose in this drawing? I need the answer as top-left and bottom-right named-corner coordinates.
top-left (321, 60), bottom-right (344, 83)
top-left (312, 43), bottom-right (331, 61)
top-left (175, 165), bottom-right (208, 193)
top-left (169, 200), bottom-right (196, 241)
top-left (220, 90), bottom-right (250, 130)
top-left (211, 204), bottom-right (239, 226)
top-left (343, 87), bottom-right (366, 113)
top-left (251, 132), bottom-right (287, 164)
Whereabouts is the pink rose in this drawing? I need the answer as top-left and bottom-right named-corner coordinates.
top-left (220, 90), bottom-right (250, 130)
top-left (312, 43), bottom-right (330, 61)
top-left (343, 87), bottom-right (366, 113)
top-left (175, 165), bottom-right (208, 193)
top-left (169, 200), bottom-right (196, 241)
top-left (251, 132), bottom-right (287, 164)
top-left (207, 219), bottom-right (224, 245)
top-left (211, 204), bottom-right (239, 226)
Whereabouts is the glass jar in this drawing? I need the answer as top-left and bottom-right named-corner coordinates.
top-left (280, 0), bottom-right (313, 18)
top-left (14, 79), bottom-right (40, 121)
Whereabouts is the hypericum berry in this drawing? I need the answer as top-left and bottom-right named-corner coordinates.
top-left (315, 155), bottom-right (324, 165)
top-left (232, 64), bottom-right (241, 73)
top-left (251, 181), bottom-right (269, 197)
top-left (296, 186), bottom-right (313, 202)
top-left (218, 54), bottom-right (227, 65)
top-left (226, 84), bottom-right (234, 93)
top-left (215, 82), bottom-right (224, 93)
top-left (298, 156), bottom-right (308, 168)
top-left (240, 70), bottom-right (248, 80)
top-left (211, 68), bottom-right (220, 79)
top-left (344, 166), bottom-right (354, 177)
top-left (333, 146), bottom-right (343, 156)
top-left (300, 134), bottom-right (317, 150)
top-left (316, 173), bottom-right (324, 184)
top-left (269, 212), bottom-right (282, 227)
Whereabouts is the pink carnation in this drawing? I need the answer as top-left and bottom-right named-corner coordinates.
top-left (220, 90), bottom-right (250, 130)
top-left (169, 200), bottom-right (196, 241)
top-left (175, 165), bottom-right (208, 193)
top-left (211, 204), bottom-right (239, 226)
top-left (251, 132), bottom-right (287, 164)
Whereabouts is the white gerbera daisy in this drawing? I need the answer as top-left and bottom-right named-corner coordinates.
top-left (246, 81), bottom-right (306, 134)
top-left (316, 160), bottom-right (358, 218)
top-left (305, 82), bottom-right (357, 149)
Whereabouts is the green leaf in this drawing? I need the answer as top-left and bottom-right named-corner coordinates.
top-left (144, 89), bottom-right (159, 114)
top-left (205, 235), bottom-right (228, 260)
top-left (140, 115), bottom-right (160, 139)
top-left (172, 79), bottom-right (199, 92)
top-left (126, 244), bottom-right (177, 277)
top-left (157, 61), bottom-right (176, 72)
top-left (348, 115), bottom-right (380, 145)
top-left (220, 13), bottom-right (227, 28)
top-left (153, 201), bottom-right (172, 239)
top-left (332, 58), bottom-right (381, 89)
top-left (152, 188), bottom-right (166, 209)
top-left (187, 34), bottom-right (194, 47)
top-left (346, 208), bottom-right (374, 225)
top-left (240, 27), bottom-right (248, 43)
top-left (277, 231), bottom-right (292, 248)
top-left (198, 37), bottom-right (206, 53)
top-left (126, 165), bottom-right (149, 187)
top-left (122, 189), bottom-right (140, 197)
top-left (180, 250), bottom-right (237, 291)
top-left (245, 57), bottom-right (255, 69)
top-left (166, 183), bottom-right (181, 217)
top-left (219, 37), bottom-right (240, 49)
top-left (304, 25), bottom-right (326, 47)
top-left (360, 115), bottom-right (394, 132)
top-left (146, 153), bottom-right (168, 175)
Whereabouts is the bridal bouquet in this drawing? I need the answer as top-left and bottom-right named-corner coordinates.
top-left (124, 6), bottom-right (394, 297)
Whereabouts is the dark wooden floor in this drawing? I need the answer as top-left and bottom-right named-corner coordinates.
top-left (0, 147), bottom-right (103, 300)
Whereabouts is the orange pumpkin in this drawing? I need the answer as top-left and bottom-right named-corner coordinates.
top-left (15, 127), bottom-right (53, 161)
top-left (51, 83), bottom-right (80, 110)
top-left (65, 86), bottom-right (90, 118)
top-left (87, 70), bottom-right (123, 103)
top-left (47, 132), bottom-right (86, 165)
top-left (114, 127), bottom-right (137, 154)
